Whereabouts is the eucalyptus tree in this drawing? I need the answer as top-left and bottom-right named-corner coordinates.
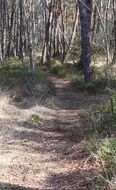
top-left (0, 0), bottom-right (115, 70)
top-left (78, 0), bottom-right (92, 82)
top-left (0, 0), bottom-right (41, 60)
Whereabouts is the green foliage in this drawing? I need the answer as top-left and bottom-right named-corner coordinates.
top-left (0, 57), bottom-right (55, 103)
top-left (0, 66), bottom-right (24, 79)
top-left (71, 68), bottom-right (116, 95)
top-left (0, 57), bottom-right (24, 89)
top-left (98, 138), bottom-right (116, 173)
top-left (50, 64), bottom-right (63, 76)
top-left (88, 135), bottom-right (98, 152)
top-left (71, 77), bottom-right (107, 94)
top-left (88, 97), bottom-right (116, 135)
top-left (89, 136), bottom-right (116, 171)
top-left (2, 57), bottom-right (22, 66)
top-left (24, 114), bottom-right (43, 131)
top-left (91, 44), bottom-right (106, 56)
top-left (46, 58), bottom-right (61, 68)
top-left (29, 114), bottom-right (42, 125)
top-left (47, 58), bottom-right (80, 79)
top-left (91, 178), bottom-right (109, 190)
top-left (70, 39), bottom-right (82, 61)
top-left (35, 55), bottom-right (42, 66)
top-left (87, 92), bottom-right (116, 188)
top-left (71, 77), bottom-right (85, 92)
top-left (46, 58), bottom-right (67, 77)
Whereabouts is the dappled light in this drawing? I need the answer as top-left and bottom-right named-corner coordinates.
top-left (0, 0), bottom-right (116, 189)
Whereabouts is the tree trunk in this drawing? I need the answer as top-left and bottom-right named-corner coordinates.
top-left (78, 0), bottom-right (92, 82)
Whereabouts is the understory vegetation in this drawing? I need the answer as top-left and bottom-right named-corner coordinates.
top-left (87, 92), bottom-right (116, 189)
top-left (45, 57), bottom-right (116, 189)
top-left (0, 53), bottom-right (116, 190)
top-left (0, 57), bottom-right (55, 105)
top-left (0, 54), bottom-right (116, 190)
top-left (0, 0), bottom-right (116, 189)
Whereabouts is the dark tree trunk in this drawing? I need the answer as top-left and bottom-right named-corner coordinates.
top-left (112, 0), bottom-right (116, 64)
top-left (78, 0), bottom-right (92, 82)
top-left (19, 0), bottom-right (23, 60)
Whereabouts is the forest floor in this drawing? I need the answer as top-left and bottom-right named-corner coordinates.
top-left (0, 75), bottom-right (106, 190)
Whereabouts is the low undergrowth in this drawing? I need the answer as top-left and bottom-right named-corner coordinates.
top-left (0, 57), bottom-right (24, 89)
top-left (46, 58), bottom-right (116, 95)
top-left (46, 58), bottom-right (80, 80)
top-left (87, 91), bottom-right (116, 189)
top-left (71, 72), bottom-right (116, 95)
top-left (0, 57), bottom-right (55, 104)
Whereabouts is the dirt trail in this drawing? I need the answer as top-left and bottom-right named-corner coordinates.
top-left (0, 77), bottom-right (105, 190)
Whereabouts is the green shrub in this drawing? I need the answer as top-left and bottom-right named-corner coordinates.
top-left (46, 58), bottom-right (61, 68)
top-left (98, 138), bottom-right (116, 174)
top-left (88, 97), bottom-right (116, 135)
top-left (29, 114), bottom-right (42, 125)
top-left (87, 93), bottom-right (116, 189)
top-left (71, 77), bottom-right (85, 92)
top-left (0, 58), bottom-right (25, 89)
top-left (71, 65), bottom-right (116, 94)
top-left (50, 64), bottom-right (63, 75)
top-left (47, 58), bottom-right (81, 78)
top-left (85, 82), bottom-right (98, 94)
top-left (69, 39), bottom-right (81, 61)
top-left (0, 57), bottom-right (55, 99)
top-left (71, 76), bottom-right (108, 94)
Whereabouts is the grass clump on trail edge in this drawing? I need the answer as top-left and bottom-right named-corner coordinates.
top-left (71, 74), bottom-right (116, 94)
top-left (46, 58), bottom-right (79, 79)
top-left (87, 93), bottom-right (116, 190)
top-left (29, 114), bottom-right (42, 125)
top-left (71, 77), bottom-right (107, 94)
top-left (24, 114), bottom-right (43, 127)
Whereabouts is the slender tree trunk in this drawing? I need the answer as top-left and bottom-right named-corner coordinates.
top-left (63, 4), bottom-right (79, 64)
top-left (78, 0), bottom-right (92, 82)
top-left (112, 0), bottom-right (116, 64)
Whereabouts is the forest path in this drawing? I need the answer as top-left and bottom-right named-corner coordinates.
top-left (0, 76), bottom-right (105, 190)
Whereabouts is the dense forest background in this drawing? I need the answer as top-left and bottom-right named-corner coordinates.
top-left (0, 0), bottom-right (116, 69)
top-left (0, 0), bottom-right (116, 190)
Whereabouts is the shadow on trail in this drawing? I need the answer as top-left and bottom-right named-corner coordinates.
top-left (0, 182), bottom-right (38, 190)
top-left (5, 116), bottom-right (96, 189)
top-left (11, 75), bottom-right (105, 111)
top-left (11, 109), bottom-right (89, 162)
top-left (48, 76), bottom-right (106, 110)
top-left (0, 168), bottom-right (97, 190)
top-left (45, 169), bottom-right (96, 190)
top-left (0, 75), bottom-right (105, 189)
